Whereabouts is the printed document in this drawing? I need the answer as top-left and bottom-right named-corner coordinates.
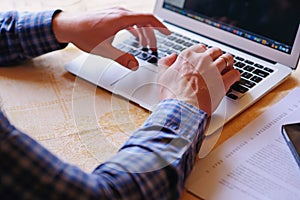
top-left (186, 87), bottom-right (300, 200)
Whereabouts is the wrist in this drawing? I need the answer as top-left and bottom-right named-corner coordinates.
top-left (52, 11), bottom-right (71, 43)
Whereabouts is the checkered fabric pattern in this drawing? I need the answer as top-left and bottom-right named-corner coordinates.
top-left (0, 99), bottom-right (207, 199)
top-left (0, 10), bottom-right (208, 199)
top-left (0, 10), bottom-right (67, 66)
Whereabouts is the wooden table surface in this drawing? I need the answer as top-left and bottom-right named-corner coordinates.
top-left (0, 1), bottom-right (299, 199)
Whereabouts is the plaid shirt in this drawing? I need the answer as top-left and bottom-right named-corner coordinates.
top-left (0, 10), bottom-right (67, 65)
top-left (0, 11), bottom-right (208, 199)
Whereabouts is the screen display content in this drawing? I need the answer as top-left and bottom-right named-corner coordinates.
top-left (163, 0), bottom-right (300, 54)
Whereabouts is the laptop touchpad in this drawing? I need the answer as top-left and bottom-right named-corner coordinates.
top-left (111, 67), bottom-right (159, 110)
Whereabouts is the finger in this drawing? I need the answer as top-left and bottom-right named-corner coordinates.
top-left (182, 44), bottom-right (207, 53)
top-left (115, 53), bottom-right (139, 70)
top-left (158, 53), bottom-right (178, 74)
top-left (127, 26), bottom-right (157, 50)
top-left (215, 53), bottom-right (234, 73)
top-left (94, 44), bottom-right (139, 70)
top-left (136, 26), bottom-right (148, 47)
top-left (158, 53), bottom-right (178, 67)
top-left (121, 14), bottom-right (171, 35)
top-left (222, 69), bottom-right (241, 91)
top-left (204, 47), bottom-right (223, 61)
top-left (143, 25), bottom-right (157, 51)
top-left (127, 26), bottom-right (139, 39)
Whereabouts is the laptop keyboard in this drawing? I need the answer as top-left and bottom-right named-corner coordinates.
top-left (114, 31), bottom-right (274, 100)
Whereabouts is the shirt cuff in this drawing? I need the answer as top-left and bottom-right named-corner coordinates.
top-left (0, 111), bottom-right (15, 140)
top-left (119, 99), bottom-right (207, 164)
top-left (18, 10), bottom-right (68, 59)
top-left (145, 99), bottom-right (207, 142)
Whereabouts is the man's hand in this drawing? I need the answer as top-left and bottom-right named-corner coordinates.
top-left (52, 7), bottom-right (171, 70)
top-left (158, 45), bottom-right (240, 116)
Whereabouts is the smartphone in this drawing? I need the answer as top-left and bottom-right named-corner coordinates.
top-left (282, 123), bottom-right (300, 169)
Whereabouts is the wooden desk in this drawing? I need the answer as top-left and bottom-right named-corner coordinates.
top-left (0, 1), bottom-right (299, 199)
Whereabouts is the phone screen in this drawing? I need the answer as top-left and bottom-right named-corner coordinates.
top-left (282, 123), bottom-right (300, 169)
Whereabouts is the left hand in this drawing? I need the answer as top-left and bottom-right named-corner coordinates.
top-left (52, 7), bottom-right (171, 70)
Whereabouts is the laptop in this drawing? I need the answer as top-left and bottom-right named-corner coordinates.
top-left (65, 0), bottom-right (300, 139)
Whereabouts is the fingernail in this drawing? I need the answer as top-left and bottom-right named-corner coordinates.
top-left (128, 60), bottom-right (138, 70)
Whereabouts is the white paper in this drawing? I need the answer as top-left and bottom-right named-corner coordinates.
top-left (186, 87), bottom-right (300, 200)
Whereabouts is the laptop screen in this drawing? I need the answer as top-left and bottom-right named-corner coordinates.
top-left (163, 0), bottom-right (300, 55)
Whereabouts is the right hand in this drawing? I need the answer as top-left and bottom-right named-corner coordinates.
top-left (158, 44), bottom-right (240, 116)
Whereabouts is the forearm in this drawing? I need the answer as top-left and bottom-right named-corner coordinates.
top-left (0, 10), bottom-right (67, 66)
top-left (0, 99), bottom-right (207, 199)
top-left (98, 99), bottom-right (207, 199)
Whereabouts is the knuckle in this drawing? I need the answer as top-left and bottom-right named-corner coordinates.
top-left (180, 49), bottom-right (192, 57)
top-left (212, 46), bottom-right (222, 53)
top-left (112, 6), bottom-right (124, 10)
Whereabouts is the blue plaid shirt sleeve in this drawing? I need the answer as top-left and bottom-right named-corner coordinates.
top-left (0, 99), bottom-right (207, 199)
top-left (0, 10), bottom-right (67, 65)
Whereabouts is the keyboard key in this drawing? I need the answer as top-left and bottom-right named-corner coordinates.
top-left (250, 76), bottom-right (263, 83)
top-left (235, 62), bottom-right (246, 68)
top-left (253, 69), bottom-right (269, 78)
top-left (183, 42), bottom-right (194, 47)
top-left (147, 56), bottom-right (158, 64)
top-left (245, 60), bottom-right (254, 65)
top-left (254, 63), bottom-right (264, 69)
top-left (227, 93), bottom-right (238, 100)
top-left (235, 56), bottom-right (245, 61)
top-left (263, 67), bottom-right (274, 73)
top-left (128, 49), bottom-right (141, 56)
top-left (138, 52), bottom-right (151, 60)
top-left (175, 39), bottom-right (185, 44)
top-left (231, 82), bottom-right (249, 93)
top-left (239, 78), bottom-right (256, 88)
top-left (141, 47), bottom-right (149, 52)
top-left (164, 41), bottom-right (174, 47)
top-left (241, 72), bottom-right (253, 79)
top-left (167, 35), bottom-right (177, 41)
top-left (172, 45), bottom-right (184, 51)
top-left (151, 51), bottom-right (158, 57)
top-left (244, 65), bottom-right (255, 72)
top-left (166, 50), bottom-right (174, 55)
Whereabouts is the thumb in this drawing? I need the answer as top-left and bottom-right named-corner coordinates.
top-left (115, 52), bottom-right (139, 71)
top-left (92, 44), bottom-right (139, 70)
top-left (158, 53), bottom-right (178, 74)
